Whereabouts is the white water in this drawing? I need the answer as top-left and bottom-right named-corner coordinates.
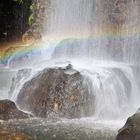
top-left (0, 0), bottom-right (140, 133)
top-left (42, 0), bottom-right (140, 120)
top-left (1, 59), bottom-right (140, 121)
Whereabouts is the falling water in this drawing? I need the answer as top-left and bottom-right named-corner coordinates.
top-left (41, 0), bottom-right (140, 119)
top-left (0, 0), bottom-right (140, 120)
top-left (0, 0), bottom-right (140, 139)
top-left (43, 0), bottom-right (140, 63)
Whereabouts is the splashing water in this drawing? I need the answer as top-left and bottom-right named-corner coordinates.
top-left (0, 0), bottom-right (140, 120)
top-left (0, 1), bottom-right (140, 139)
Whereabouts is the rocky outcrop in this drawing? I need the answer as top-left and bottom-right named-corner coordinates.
top-left (0, 100), bottom-right (32, 120)
top-left (17, 65), bottom-right (94, 118)
top-left (102, 0), bottom-right (140, 29)
top-left (23, 0), bottom-right (51, 41)
top-left (116, 112), bottom-right (140, 140)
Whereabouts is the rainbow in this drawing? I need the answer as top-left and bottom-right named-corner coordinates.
top-left (0, 40), bottom-right (42, 67)
top-left (0, 28), bottom-right (140, 68)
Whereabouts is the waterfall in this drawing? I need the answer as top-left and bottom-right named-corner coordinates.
top-left (0, 0), bottom-right (140, 121)
top-left (42, 0), bottom-right (140, 119)
top-left (42, 0), bottom-right (140, 64)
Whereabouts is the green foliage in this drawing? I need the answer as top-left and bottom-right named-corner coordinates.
top-left (28, 14), bottom-right (33, 25)
top-left (30, 4), bottom-right (33, 10)
top-left (28, 4), bottom-right (33, 26)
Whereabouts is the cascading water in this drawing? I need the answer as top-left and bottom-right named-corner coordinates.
top-left (0, 0), bottom-right (140, 139)
top-left (41, 0), bottom-right (140, 120)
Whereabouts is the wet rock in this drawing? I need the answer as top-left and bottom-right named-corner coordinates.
top-left (116, 112), bottom-right (140, 140)
top-left (24, 0), bottom-right (51, 40)
top-left (100, 0), bottom-right (140, 29)
top-left (0, 100), bottom-right (32, 120)
top-left (17, 65), bottom-right (94, 118)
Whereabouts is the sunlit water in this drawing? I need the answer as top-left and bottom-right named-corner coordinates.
top-left (0, 58), bottom-right (140, 139)
top-left (0, 0), bottom-right (140, 139)
top-left (1, 117), bottom-right (124, 140)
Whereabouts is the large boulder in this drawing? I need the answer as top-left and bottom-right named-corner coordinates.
top-left (116, 112), bottom-right (140, 140)
top-left (0, 100), bottom-right (32, 120)
top-left (16, 65), bottom-right (94, 118)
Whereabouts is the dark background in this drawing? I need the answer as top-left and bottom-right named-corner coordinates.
top-left (0, 0), bottom-right (32, 41)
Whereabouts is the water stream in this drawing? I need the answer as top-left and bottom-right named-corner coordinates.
top-left (0, 0), bottom-right (140, 139)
